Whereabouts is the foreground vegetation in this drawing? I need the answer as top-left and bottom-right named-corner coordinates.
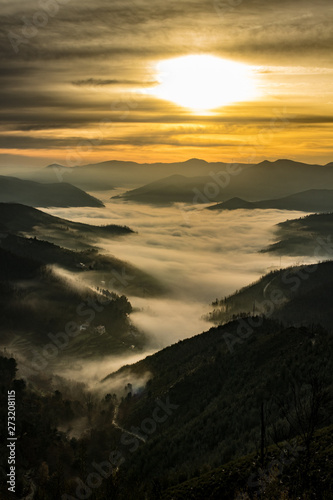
top-left (1, 314), bottom-right (332, 498)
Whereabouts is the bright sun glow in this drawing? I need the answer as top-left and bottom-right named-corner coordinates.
top-left (144, 55), bottom-right (259, 112)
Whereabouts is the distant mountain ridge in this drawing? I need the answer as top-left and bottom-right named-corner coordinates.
top-left (45, 163), bottom-right (74, 170)
top-left (14, 158), bottom-right (333, 196)
top-left (207, 189), bottom-right (333, 213)
top-left (111, 174), bottom-right (192, 204)
top-left (28, 158), bottom-right (223, 190)
top-left (109, 159), bottom-right (333, 204)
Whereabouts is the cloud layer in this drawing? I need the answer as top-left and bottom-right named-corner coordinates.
top-left (45, 195), bottom-right (309, 350)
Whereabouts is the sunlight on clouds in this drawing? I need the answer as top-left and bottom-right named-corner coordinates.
top-left (142, 55), bottom-right (260, 112)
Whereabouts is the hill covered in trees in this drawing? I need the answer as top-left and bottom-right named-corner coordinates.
top-left (100, 317), bottom-right (333, 499)
top-left (0, 202), bottom-right (133, 251)
top-left (262, 212), bottom-right (333, 257)
top-left (162, 423), bottom-right (333, 499)
top-left (1, 315), bottom-right (332, 499)
top-left (207, 260), bottom-right (333, 330)
top-left (0, 246), bottom-right (147, 367)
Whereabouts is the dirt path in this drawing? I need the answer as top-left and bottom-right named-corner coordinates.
top-left (112, 403), bottom-right (146, 443)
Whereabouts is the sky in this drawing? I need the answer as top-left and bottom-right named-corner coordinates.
top-left (1, 0), bottom-right (333, 167)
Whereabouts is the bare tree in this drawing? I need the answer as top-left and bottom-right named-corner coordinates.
top-left (269, 373), bottom-right (331, 491)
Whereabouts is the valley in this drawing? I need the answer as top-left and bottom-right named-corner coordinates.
top-left (0, 159), bottom-right (332, 499)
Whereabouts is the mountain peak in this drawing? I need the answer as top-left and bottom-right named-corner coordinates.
top-left (207, 197), bottom-right (255, 211)
top-left (257, 158), bottom-right (313, 168)
top-left (182, 158), bottom-right (208, 165)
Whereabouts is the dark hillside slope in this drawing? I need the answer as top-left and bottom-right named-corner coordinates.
top-left (262, 212), bottom-right (333, 257)
top-left (208, 260), bottom-right (333, 329)
top-left (0, 202), bottom-right (132, 250)
top-left (102, 318), bottom-right (333, 494)
top-left (162, 424), bottom-right (333, 499)
top-left (0, 247), bottom-right (146, 363)
top-left (0, 233), bottom-right (166, 297)
top-left (0, 175), bottom-right (104, 207)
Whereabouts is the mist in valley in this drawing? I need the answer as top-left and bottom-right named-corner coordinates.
top-left (39, 191), bottom-right (316, 385)
top-left (1, 180), bottom-right (323, 423)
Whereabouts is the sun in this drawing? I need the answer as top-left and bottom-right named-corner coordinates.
top-left (143, 55), bottom-right (259, 113)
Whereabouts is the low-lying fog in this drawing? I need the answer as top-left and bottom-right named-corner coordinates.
top-left (44, 191), bottom-right (311, 359)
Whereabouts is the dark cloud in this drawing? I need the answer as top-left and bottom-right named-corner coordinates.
top-left (72, 78), bottom-right (157, 87)
top-left (1, 0), bottom-right (332, 63)
top-left (2, 101), bottom-right (333, 128)
top-left (0, 134), bottom-right (242, 150)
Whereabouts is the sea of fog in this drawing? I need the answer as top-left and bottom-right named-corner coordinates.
top-left (43, 191), bottom-right (312, 363)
